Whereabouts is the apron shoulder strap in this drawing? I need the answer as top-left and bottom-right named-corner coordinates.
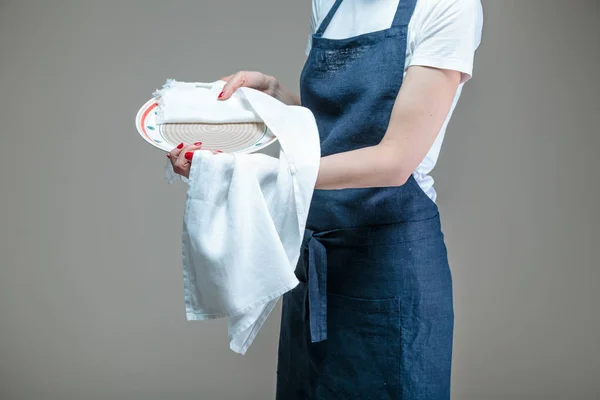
top-left (391, 0), bottom-right (418, 29)
top-left (314, 0), bottom-right (344, 37)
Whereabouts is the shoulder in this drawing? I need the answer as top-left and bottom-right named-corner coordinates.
top-left (412, 0), bottom-right (483, 45)
top-left (408, 0), bottom-right (484, 82)
top-left (413, 0), bottom-right (483, 26)
top-left (416, 0), bottom-right (482, 13)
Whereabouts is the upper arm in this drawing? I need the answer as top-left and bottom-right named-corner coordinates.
top-left (379, 65), bottom-right (461, 180)
top-left (409, 0), bottom-right (483, 83)
top-left (377, 0), bottom-right (483, 179)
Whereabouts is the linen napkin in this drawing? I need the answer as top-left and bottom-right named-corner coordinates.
top-left (155, 79), bottom-right (321, 354)
top-left (154, 79), bottom-right (262, 124)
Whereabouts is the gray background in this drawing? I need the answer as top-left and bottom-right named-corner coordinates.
top-left (0, 0), bottom-right (598, 399)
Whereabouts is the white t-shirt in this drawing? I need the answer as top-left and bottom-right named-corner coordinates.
top-left (306, 0), bottom-right (483, 202)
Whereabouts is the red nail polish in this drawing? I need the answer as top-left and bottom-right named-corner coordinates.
top-left (184, 152), bottom-right (194, 161)
top-left (216, 150), bottom-right (223, 153)
top-left (177, 143), bottom-right (184, 149)
top-left (217, 91), bottom-right (224, 99)
top-left (194, 142), bottom-right (203, 146)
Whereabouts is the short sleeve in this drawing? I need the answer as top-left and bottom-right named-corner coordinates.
top-left (408, 0), bottom-right (483, 83)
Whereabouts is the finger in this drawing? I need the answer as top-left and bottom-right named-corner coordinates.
top-left (220, 74), bottom-right (234, 82)
top-left (167, 142), bottom-right (186, 167)
top-left (174, 143), bottom-right (202, 172)
top-left (218, 71), bottom-right (247, 100)
top-left (168, 142), bottom-right (185, 159)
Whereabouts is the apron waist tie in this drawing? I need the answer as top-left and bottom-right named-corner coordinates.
top-left (302, 229), bottom-right (328, 343)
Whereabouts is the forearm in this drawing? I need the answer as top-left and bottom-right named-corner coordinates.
top-left (315, 143), bottom-right (409, 190)
top-left (271, 78), bottom-right (301, 106)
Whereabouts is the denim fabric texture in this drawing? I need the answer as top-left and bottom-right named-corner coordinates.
top-left (276, 0), bottom-right (454, 398)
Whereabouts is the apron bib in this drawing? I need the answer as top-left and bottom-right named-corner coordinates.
top-left (276, 1), bottom-right (454, 398)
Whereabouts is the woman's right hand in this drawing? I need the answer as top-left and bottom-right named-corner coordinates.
top-left (218, 71), bottom-right (278, 100)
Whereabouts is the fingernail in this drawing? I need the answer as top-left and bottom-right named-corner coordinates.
top-left (177, 143), bottom-right (184, 149)
top-left (217, 91), bottom-right (224, 99)
top-left (216, 150), bottom-right (223, 153)
top-left (184, 152), bottom-right (194, 161)
top-left (194, 142), bottom-right (202, 146)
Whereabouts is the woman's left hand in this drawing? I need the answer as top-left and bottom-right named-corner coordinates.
top-left (166, 142), bottom-right (222, 179)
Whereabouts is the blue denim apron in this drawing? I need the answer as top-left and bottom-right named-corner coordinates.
top-left (276, 0), bottom-right (454, 398)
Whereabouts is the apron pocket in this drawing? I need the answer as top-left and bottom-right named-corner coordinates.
top-left (313, 293), bottom-right (401, 400)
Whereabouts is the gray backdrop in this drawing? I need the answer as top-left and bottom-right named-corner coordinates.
top-left (0, 1), bottom-right (598, 399)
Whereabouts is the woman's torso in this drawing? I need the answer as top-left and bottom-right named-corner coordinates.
top-left (306, 0), bottom-right (484, 203)
top-left (300, 0), bottom-right (440, 233)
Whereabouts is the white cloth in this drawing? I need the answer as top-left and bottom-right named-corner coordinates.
top-left (307, 0), bottom-right (483, 202)
top-left (154, 79), bottom-right (262, 124)
top-left (157, 80), bottom-right (321, 354)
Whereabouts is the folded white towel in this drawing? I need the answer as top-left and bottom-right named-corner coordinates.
top-left (154, 79), bottom-right (261, 124)
top-left (156, 80), bottom-right (321, 354)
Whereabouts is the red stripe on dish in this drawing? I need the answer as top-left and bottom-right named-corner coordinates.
top-left (141, 102), bottom-right (158, 140)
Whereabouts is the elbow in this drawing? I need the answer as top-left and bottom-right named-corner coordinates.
top-left (386, 168), bottom-right (412, 187)
top-left (380, 159), bottom-right (412, 187)
top-left (377, 146), bottom-right (412, 187)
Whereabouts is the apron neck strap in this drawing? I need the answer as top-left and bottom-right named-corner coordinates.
top-left (315, 0), bottom-right (418, 38)
top-left (314, 0), bottom-right (344, 37)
